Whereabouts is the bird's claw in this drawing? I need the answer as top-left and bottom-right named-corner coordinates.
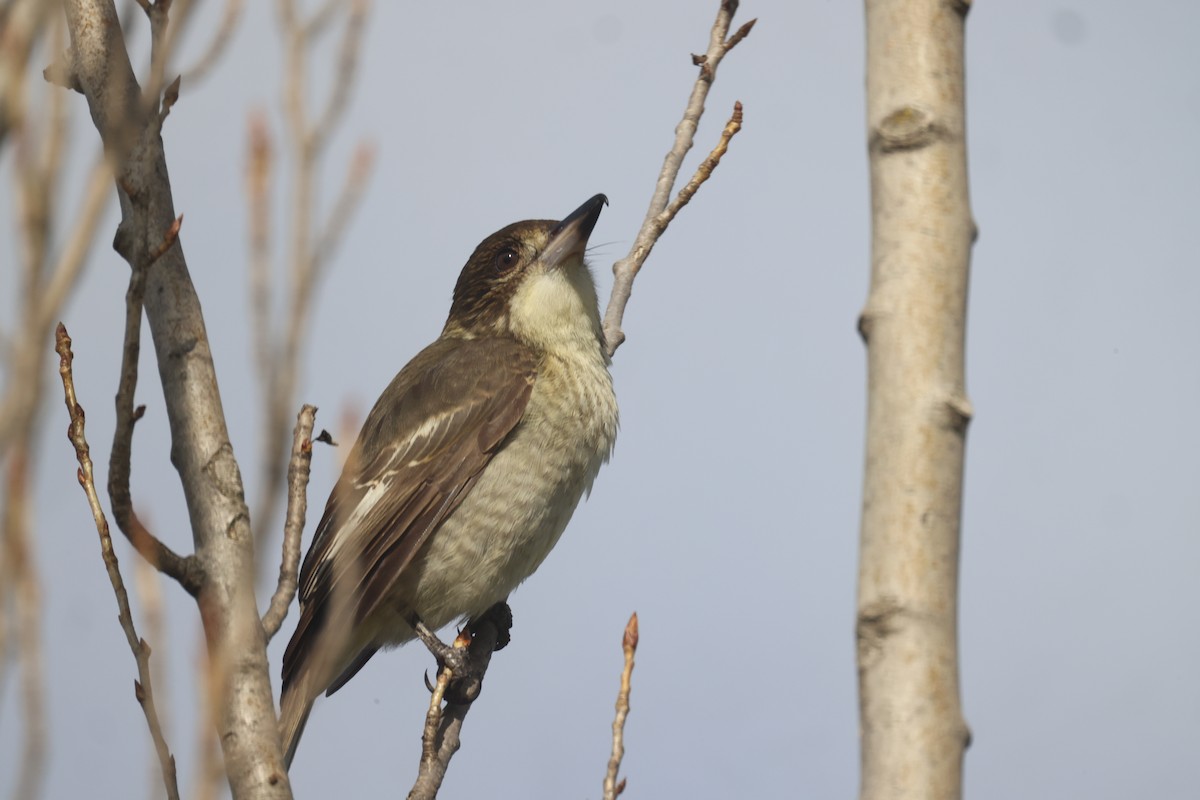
top-left (409, 612), bottom-right (467, 671)
top-left (410, 602), bottom-right (514, 704)
top-left (423, 664), bottom-right (476, 704)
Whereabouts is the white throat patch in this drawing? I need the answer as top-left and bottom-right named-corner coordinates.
top-left (508, 258), bottom-right (602, 354)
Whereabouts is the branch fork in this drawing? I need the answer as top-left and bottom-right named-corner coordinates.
top-left (600, 1), bottom-right (753, 356)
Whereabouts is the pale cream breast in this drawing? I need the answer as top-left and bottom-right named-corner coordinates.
top-left (370, 335), bottom-right (617, 642)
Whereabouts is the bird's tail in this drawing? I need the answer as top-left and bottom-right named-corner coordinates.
top-left (279, 677), bottom-right (317, 770)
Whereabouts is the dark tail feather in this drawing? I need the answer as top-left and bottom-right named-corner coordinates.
top-left (279, 677), bottom-right (317, 770)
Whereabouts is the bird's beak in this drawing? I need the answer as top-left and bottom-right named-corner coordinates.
top-left (543, 194), bottom-right (608, 268)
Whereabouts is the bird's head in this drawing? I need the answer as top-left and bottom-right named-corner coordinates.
top-left (445, 194), bottom-right (608, 352)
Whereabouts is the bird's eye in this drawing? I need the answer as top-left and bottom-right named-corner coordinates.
top-left (494, 247), bottom-right (519, 271)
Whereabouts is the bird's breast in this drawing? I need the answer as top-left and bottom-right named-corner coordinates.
top-left (399, 344), bottom-right (617, 630)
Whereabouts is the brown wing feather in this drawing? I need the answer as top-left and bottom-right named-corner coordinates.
top-left (282, 335), bottom-right (536, 692)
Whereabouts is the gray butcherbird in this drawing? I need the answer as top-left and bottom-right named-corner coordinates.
top-left (279, 194), bottom-right (618, 768)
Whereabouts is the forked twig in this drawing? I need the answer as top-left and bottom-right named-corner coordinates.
top-left (107, 231), bottom-right (201, 596)
top-left (601, 0), bottom-right (754, 356)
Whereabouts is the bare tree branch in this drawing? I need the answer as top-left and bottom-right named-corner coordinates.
top-left (54, 323), bottom-right (181, 800)
top-left (417, 631), bottom-right (466, 776)
top-left (857, 2), bottom-right (975, 799)
top-left (261, 404), bottom-right (317, 640)
top-left (131, 543), bottom-right (171, 800)
top-left (407, 608), bottom-right (510, 800)
top-left (601, 0), bottom-right (753, 356)
top-left (139, 0), bottom-right (200, 119)
top-left (661, 102), bottom-right (742, 225)
top-left (107, 231), bottom-right (203, 596)
top-left (603, 613), bottom-right (639, 800)
top-left (58, 1), bottom-right (294, 793)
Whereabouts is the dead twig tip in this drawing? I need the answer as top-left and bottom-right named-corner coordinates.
top-left (725, 18), bottom-right (757, 52)
top-left (163, 75), bottom-right (182, 111)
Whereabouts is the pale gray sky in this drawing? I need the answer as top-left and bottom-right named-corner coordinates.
top-left (2, 1), bottom-right (1198, 798)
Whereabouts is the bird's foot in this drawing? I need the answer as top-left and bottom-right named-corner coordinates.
top-left (409, 613), bottom-right (470, 676)
top-left (411, 602), bottom-right (514, 705)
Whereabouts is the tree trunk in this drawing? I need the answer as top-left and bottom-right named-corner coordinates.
top-left (857, 1), bottom-right (975, 799)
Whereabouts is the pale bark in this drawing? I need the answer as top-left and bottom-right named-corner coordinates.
top-left (857, 2), bottom-right (975, 799)
top-left (60, 1), bottom-right (292, 796)
top-left (600, 0), bottom-right (752, 357)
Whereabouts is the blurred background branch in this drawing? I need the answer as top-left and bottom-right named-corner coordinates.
top-left (249, 0), bottom-right (373, 567)
top-left (0, 7), bottom-right (110, 798)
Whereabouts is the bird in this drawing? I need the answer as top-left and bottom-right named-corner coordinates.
top-left (278, 194), bottom-right (618, 768)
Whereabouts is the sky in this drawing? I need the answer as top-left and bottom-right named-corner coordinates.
top-left (2, 0), bottom-right (1198, 798)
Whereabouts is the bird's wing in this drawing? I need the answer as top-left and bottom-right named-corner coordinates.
top-left (281, 335), bottom-right (537, 691)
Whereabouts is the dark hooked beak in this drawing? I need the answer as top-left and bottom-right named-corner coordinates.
top-left (543, 194), bottom-right (608, 268)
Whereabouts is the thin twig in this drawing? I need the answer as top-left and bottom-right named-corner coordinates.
top-left (407, 613), bottom-right (508, 800)
top-left (662, 101), bottom-right (742, 227)
top-left (107, 236), bottom-right (202, 596)
top-left (142, 0), bottom-right (170, 125)
top-left (601, 0), bottom-right (754, 356)
top-left (419, 638), bottom-right (458, 767)
top-left (603, 613), bottom-right (639, 800)
top-left (723, 17), bottom-right (756, 53)
top-left (155, 73), bottom-right (180, 127)
top-left (262, 404), bottom-right (317, 640)
top-left (132, 547), bottom-right (169, 800)
top-left (55, 322), bottom-right (181, 800)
